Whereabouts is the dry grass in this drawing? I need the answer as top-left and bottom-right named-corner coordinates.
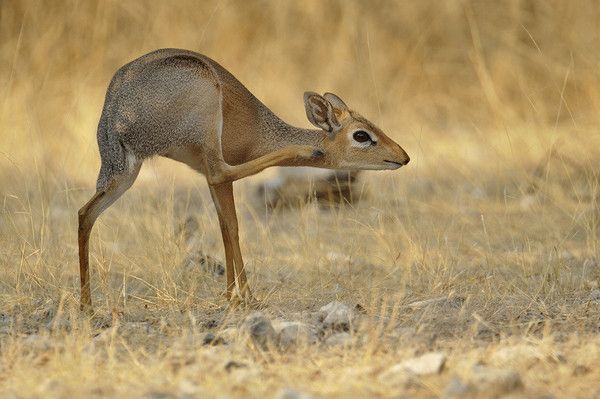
top-left (1, 1), bottom-right (599, 398)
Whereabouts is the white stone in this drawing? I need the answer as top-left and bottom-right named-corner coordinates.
top-left (319, 302), bottom-right (354, 330)
top-left (399, 352), bottom-right (446, 375)
top-left (324, 332), bottom-right (352, 348)
top-left (491, 345), bottom-right (542, 367)
top-left (274, 388), bottom-right (314, 399)
top-left (277, 322), bottom-right (318, 350)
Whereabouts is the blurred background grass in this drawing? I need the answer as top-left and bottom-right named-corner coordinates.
top-left (2, 0), bottom-right (600, 183)
top-left (0, 5), bottom-right (599, 397)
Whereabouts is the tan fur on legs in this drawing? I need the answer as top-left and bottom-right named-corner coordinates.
top-left (206, 145), bottom-right (321, 185)
top-left (77, 163), bottom-right (141, 314)
top-left (78, 191), bottom-right (105, 314)
top-left (209, 182), bottom-right (254, 303)
top-left (209, 186), bottom-right (236, 300)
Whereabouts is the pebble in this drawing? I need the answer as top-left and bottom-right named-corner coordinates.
top-left (0, 313), bottom-right (12, 325)
top-left (491, 345), bottom-right (542, 367)
top-left (274, 388), bottom-right (314, 399)
top-left (378, 366), bottom-right (421, 389)
top-left (324, 332), bottom-right (352, 348)
top-left (241, 312), bottom-right (276, 350)
top-left (319, 302), bottom-right (354, 331)
top-left (46, 316), bottom-right (71, 332)
top-left (217, 327), bottom-right (239, 344)
top-left (180, 251), bottom-right (225, 276)
top-left (0, 313), bottom-right (13, 334)
top-left (469, 365), bottom-right (523, 395)
top-left (443, 377), bottom-right (474, 398)
top-left (396, 352), bottom-right (446, 375)
top-left (202, 332), bottom-right (226, 346)
top-left (224, 360), bottom-right (247, 372)
top-left (277, 322), bottom-right (318, 350)
top-left (583, 258), bottom-right (598, 270)
top-left (23, 334), bottom-right (54, 351)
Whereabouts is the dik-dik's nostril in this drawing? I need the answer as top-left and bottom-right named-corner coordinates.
top-left (403, 156), bottom-right (410, 165)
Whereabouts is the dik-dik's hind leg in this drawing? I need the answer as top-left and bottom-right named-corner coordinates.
top-left (78, 162), bottom-right (141, 314)
top-left (209, 182), bottom-right (254, 303)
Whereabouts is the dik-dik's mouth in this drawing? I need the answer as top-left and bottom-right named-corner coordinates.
top-left (383, 160), bottom-right (403, 169)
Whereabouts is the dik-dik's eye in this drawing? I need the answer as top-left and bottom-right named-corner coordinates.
top-left (353, 130), bottom-right (372, 143)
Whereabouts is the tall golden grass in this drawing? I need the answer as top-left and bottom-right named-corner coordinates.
top-left (0, 1), bottom-right (599, 398)
top-left (2, 1), bottom-right (600, 162)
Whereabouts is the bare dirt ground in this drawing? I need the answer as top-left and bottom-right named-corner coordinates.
top-left (1, 129), bottom-right (598, 398)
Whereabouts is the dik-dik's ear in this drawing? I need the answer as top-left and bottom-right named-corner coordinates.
top-left (304, 92), bottom-right (341, 135)
top-left (323, 92), bottom-right (348, 112)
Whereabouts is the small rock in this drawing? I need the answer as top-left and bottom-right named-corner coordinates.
top-left (177, 379), bottom-right (199, 396)
top-left (573, 364), bottom-right (589, 376)
top-left (324, 332), bottom-right (352, 348)
top-left (590, 289), bottom-right (600, 304)
top-left (583, 258), bottom-right (598, 270)
top-left (518, 309), bottom-right (545, 324)
top-left (378, 365), bottom-right (421, 389)
top-left (397, 352), bottom-right (446, 375)
top-left (491, 345), bottom-right (542, 367)
top-left (180, 250), bottom-right (225, 276)
top-left (274, 387), bottom-right (314, 399)
top-left (23, 334), bottom-right (54, 351)
top-left (144, 391), bottom-right (176, 399)
top-left (32, 306), bottom-right (55, 324)
top-left (202, 332), bottom-right (225, 346)
top-left (0, 313), bottom-right (12, 326)
top-left (443, 377), bottom-right (474, 398)
top-left (277, 322), bottom-right (318, 350)
top-left (392, 326), bottom-right (417, 339)
top-left (559, 250), bottom-right (574, 261)
top-left (47, 315), bottom-right (71, 332)
top-left (325, 251), bottom-right (352, 264)
top-left (202, 319), bottom-right (221, 329)
top-left (241, 312), bottom-right (276, 350)
top-left (520, 194), bottom-right (537, 210)
top-left (0, 314), bottom-right (13, 334)
top-left (406, 296), bottom-right (465, 310)
top-left (217, 327), bottom-right (238, 344)
top-left (120, 322), bottom-right (155, 336)
top-left (469, 366), bottom-right (522, 395)
top-left (319, 302), bottom-right (354, 331)
top-left (224, 360), bottom-right (247, 372)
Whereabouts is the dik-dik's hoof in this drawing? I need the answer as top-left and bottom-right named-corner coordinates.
top-left (227, 292), bottom-right (262, 310)
top-left (80, 303), bottom-right (95, 318)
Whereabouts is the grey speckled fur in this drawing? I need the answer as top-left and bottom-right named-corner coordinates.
top-left (94, 48), bottom-right (319, 191)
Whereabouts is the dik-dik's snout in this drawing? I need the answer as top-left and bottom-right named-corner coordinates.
top-left (383, 145), bottom-right (410, 169)
top-left (398, 147), bottom-right (410, 165)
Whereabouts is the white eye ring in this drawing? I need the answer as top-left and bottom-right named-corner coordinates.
top-left (350, 130), bottom-right (376, 148)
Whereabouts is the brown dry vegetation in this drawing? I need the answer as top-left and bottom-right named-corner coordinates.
top-left (0, 1), bottom-right (599, 398)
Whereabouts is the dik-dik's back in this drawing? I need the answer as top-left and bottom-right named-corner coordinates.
top-left (97, 49), bottom-right (279, 186)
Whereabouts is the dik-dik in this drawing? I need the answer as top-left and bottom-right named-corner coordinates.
top-left (78, 48), bottom-right (410, 312)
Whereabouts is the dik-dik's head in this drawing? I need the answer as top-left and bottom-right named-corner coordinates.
top-left (304, 92), bottom-right (410, 170)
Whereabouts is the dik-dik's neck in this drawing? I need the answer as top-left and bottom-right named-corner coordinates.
top-left (257, 107), bottom-right (330, 167)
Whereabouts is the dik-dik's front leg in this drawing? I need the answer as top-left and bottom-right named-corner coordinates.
top-left (206, 145), bottom-right (324, 185)
top-left (209, 182), bottom-right (253, 303)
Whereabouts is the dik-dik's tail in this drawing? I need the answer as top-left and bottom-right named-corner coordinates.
top-left (95, 115), bottom-right (129, 191)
